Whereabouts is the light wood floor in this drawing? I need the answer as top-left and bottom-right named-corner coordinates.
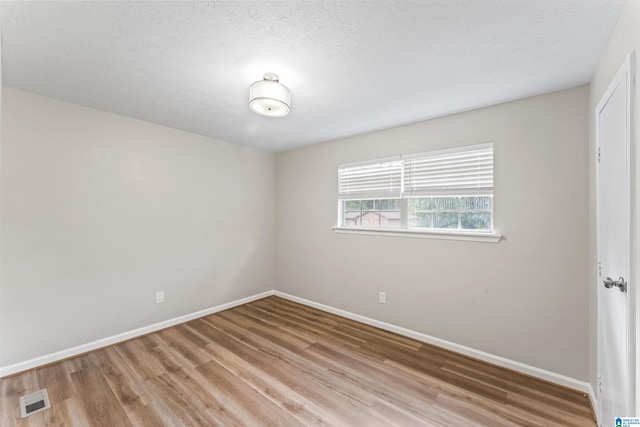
top-left (0, 296), bottom-right (595, 426)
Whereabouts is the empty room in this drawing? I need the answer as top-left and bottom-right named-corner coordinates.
top-left (0, 0), bottom-right (638, 426)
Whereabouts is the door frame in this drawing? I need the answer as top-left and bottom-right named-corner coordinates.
top-left (596, 51), bottom-right (636, 423)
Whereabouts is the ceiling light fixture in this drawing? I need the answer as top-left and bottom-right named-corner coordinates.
top-left (249, 73), bottom-right (290, 117)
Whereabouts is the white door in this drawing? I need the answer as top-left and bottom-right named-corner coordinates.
top-left (597, 53), bottom-right (635, 426)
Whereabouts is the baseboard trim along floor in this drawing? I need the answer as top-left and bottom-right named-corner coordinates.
top-left (1, 296), bottom-right (596, 425)
top-left (0, 288), bottom-right (596, 420)
top-left (0, 290), bottom-right (274, 378)
top-left (273, 291), bottom-right (596, 415)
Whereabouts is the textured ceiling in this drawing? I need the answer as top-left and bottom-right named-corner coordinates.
top-left (0, 1), bottom-right (624, 152)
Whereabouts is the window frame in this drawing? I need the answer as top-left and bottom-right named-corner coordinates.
top-left (334, 144), bottom-right (502, 243)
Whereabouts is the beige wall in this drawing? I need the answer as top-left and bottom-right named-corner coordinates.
top-left (0, 88), bottom-right (275, 366)
top-left (276, 86), bottom-right (589, 380)
top-left (0, 70), bottom-right (594, 384)
top-left (589, 0), bottom-right (640, 410)
top-left (0, 10), bottom-right (3, 367)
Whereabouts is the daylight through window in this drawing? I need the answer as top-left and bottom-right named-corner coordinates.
top-left (338, 143), bottom-right (493, 232)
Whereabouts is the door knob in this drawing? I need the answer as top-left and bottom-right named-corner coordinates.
top-left (603, 276), bottom-right (627, 293)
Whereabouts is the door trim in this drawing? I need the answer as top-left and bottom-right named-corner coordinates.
top-left (595, 51), bottom-right (636, 424)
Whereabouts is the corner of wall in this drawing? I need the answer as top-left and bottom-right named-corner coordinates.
top-left (0, 3), bottom-right (4, 369)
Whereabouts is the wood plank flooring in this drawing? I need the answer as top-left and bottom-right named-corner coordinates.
top-left (0, 296), bottom-right (595, 426)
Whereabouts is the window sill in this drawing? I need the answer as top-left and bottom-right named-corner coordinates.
top-left (332, 226), bottom-right (502, 243)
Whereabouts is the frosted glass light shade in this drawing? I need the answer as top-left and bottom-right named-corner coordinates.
top-left (249, 73), bottom-right (290, 117)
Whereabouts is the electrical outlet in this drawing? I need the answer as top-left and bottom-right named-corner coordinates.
top-left (156, 291), bottom-right (164, 304)
top-left (379, 291), bottom-right (386, 304)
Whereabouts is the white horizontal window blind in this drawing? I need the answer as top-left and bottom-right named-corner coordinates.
top-left (338, 158), bottom-right (403, 200)
top-left (403, 143), bottom-right (493, 196)
top-left (337, 143), bottom-right (495, 234)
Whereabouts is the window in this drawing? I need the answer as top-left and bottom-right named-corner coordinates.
top-left (337, 143), bottom-right (494, 233)
top-left (338, 157), bottom-right (403, 229)
top-left (408, 196), bottom-right (492, 230)
top-left (343, 199), bottom-right (402, 228)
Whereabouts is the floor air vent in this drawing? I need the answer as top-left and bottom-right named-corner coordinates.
top-left (19, 389), bottom-right (51, 418)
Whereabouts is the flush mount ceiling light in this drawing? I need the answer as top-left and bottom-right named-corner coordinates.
top-left (249, 73), bottom-right (291, 117)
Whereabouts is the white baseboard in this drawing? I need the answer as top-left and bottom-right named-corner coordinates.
top-left (587, 383), bottom-right (598, 424)
top-left (1, 287), bottom-right (595, 408)
top-left (275, 291), bottom-right (593, 396)
top-left (0, 290), bottom-right (275, 378)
